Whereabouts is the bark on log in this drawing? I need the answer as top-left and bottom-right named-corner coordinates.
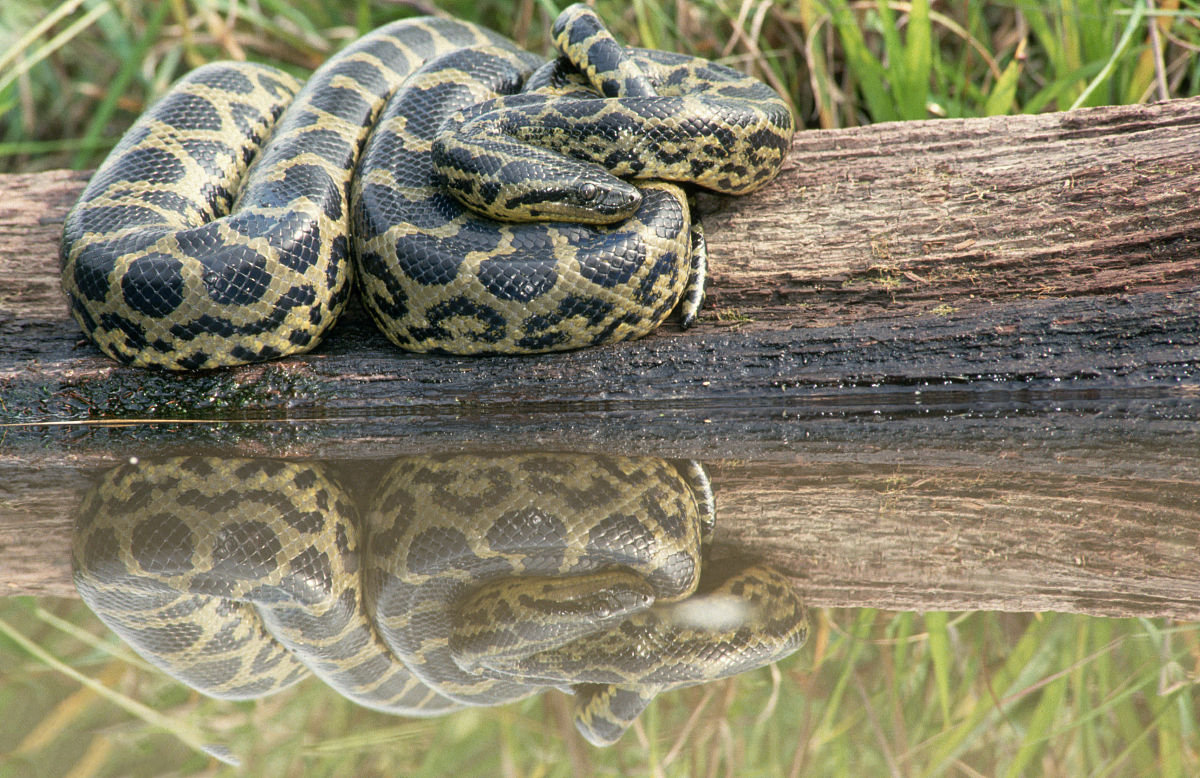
top-left (1, 97), bottom-right (1198, 617)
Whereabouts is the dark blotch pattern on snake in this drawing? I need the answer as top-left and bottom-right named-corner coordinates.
top-left (60, 5), bottom-right (793, 369)
top-left (73, 454), bottom-right (808, 746)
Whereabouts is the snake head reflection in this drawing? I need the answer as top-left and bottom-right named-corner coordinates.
top-left (450, 569), bottom-right (656, 674)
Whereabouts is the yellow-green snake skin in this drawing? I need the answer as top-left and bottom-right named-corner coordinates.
top-left (59, 5), bottom-right (793, 369)
top-left (73, 454), bottom-right (808, 746)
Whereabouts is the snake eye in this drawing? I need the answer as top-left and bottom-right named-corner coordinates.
top-left (579, 182), bottom-right (598, 201)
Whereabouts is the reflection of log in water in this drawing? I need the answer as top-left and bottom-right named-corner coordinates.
top-left (714, 462), bottom-right (1200, 619)
top-left (3, 417), bottom-right (1198, 620)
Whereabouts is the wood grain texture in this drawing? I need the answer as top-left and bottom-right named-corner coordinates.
top-left (713, 460), bottom-right (1200, 619)
top-left (699, 95), bottom-right (1200, 322)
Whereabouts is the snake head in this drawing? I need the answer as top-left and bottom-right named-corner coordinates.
top-left (433, 128), bottom-right (643, 224)
top-left (554, 171), bottom-right (642, 223)
top-left (488, 167), bottom-right (643, 224)
top-left (482, 166), bottom-right (643, 225)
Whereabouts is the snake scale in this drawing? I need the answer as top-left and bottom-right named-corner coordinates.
top-left (60, 5), bottom-right (793, 369)
top-left (74, 454), bottom-right (808, 746)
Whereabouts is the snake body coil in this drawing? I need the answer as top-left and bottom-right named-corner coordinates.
top-left (60, 6), bottom-right (793, 369)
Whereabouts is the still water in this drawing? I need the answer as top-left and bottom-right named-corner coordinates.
top-left (1, 392), bottom-right (1198, 776)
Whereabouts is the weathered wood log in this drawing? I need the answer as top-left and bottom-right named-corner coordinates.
top-left (2, 98), bottom-right (1198, 617)
top-left (0, 97), bottom-right (1198, 419)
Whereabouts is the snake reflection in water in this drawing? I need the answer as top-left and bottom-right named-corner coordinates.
top-left (59, 5), bottom-right (794, 369)
top-left (73, 454), bottom-right (809, 747)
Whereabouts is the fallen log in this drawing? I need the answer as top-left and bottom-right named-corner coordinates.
top-left (1, 97), bottom-right (1198, 417)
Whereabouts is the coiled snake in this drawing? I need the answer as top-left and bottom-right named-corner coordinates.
top-left (59, 5), bottom-right (793, 369)
top-left (73, 454), bottom-right (808, 746)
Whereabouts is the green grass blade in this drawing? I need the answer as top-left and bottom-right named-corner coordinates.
top-left (1016, 0), bottom-right (1075, 109)
top-left (0, 1), bottom-right (113, 100)
top-left (71, 1), bottom-right (171, 169)
top-left (0, 613), bottom-right (236, 766)
top-left (874, 0), bottom-right (904, 91)
top-left (984, 48), bottom-right (1023, 115)
top-left (1002, 633), bottom-right (1071, 778)
top-left (0, 0), bottom-right (90, 75)
top-left (923, 615), bottom-right (1056, 773)
top-left (812, 609), bottom-right (878, 748)
top-left (1068, 2), bottom-right (1145, 110)
top-left (256, 0), bottom-right (325, 36)
top-left (1099, 688), bottom-right (1187, 778)
top-left (1158, 691), bottom-right (1184, 778)
top-left (356, 0), bottom-right (372, 36)
top-left (0, 137), bottom-right (119, 158)
top-left (899, 0), bottom-right (932, 119)
top-left (924, 611), bottom-right (952, 726)
top-left (1023, 59), bottom-right (1106, 114)
top-left (632, 0), bottom-right (659, 50)
top-left (828, 0), bottom-right (895, 122)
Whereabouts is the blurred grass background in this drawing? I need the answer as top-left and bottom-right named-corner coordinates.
top-left (1, 1), bottom-right (1199, 775)
top-left (2, 596), bottom-right (1198, 776)
top-left (2, 1), bottom-right (1200, 172)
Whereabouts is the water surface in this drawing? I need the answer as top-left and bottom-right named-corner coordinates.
top-left (1, 389), bottom-right (1197, 775)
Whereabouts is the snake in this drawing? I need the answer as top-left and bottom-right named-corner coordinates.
top-left (59, 5), bottom-right (794, 369)
top-left (73, 454), bottom-right (808, 746)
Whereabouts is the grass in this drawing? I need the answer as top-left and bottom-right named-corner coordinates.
top-left (1, 597), bottom-right (1197, 776)
top-left (2, 2), bottom-right (1200, 171)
